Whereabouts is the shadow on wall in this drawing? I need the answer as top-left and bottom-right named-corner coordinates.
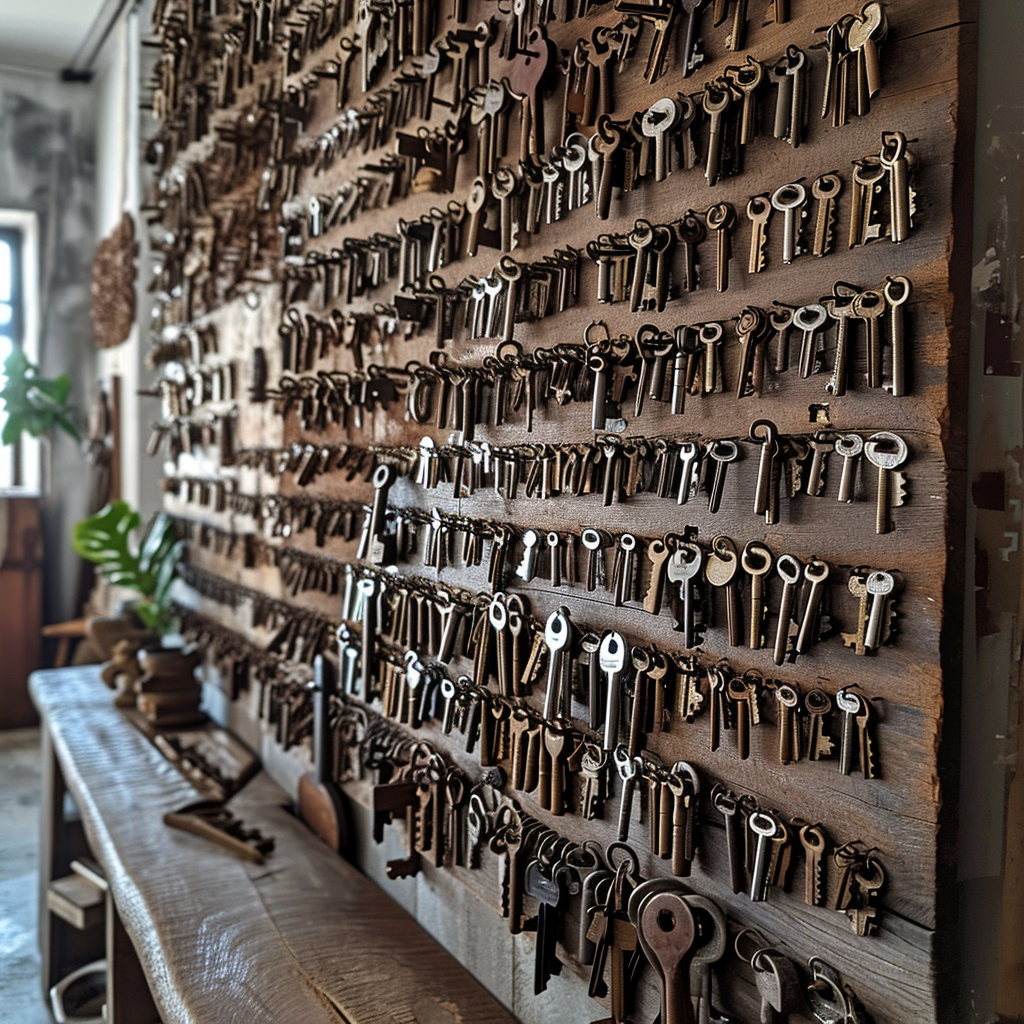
top-left (0, 71), bottom-right (98, 626)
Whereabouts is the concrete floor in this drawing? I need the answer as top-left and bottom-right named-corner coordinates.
top-left (0, 727), bottom-right (54, 1023)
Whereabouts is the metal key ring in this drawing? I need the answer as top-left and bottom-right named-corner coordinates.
top-left (604, 840), bottom-right (640, 878)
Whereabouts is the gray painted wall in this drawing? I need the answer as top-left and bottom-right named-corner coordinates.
top-left (0, 68), bottom-right (98, 624)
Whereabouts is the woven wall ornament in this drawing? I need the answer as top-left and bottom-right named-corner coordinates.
top-left (91, 212), bottom-right (137, 349)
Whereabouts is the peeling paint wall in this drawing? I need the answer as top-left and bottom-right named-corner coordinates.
top-left (0, 68), bottom-right (97, 624)
top-left (961, 3), bottom-right (1024, 1020)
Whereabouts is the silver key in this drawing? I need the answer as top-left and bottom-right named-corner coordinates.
top-left (864, 430), bottom-right (908, 534)
top-left (599, 630), bottom-right (627, 750)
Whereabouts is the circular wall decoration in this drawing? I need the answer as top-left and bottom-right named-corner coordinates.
top-left (91, 212), bottom-right (137, 349)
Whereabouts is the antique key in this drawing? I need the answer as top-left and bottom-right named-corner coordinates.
top-left (668, 542), bottom-right (704, 648)
top-left (742, 541), bottom-right (773, 650)
top-left (772, 554), bottom-right (802, 665)
top-left (639, 890), bottom-right (698, 1024)
top-left (834, 433), bottom-right (863, 502)
top-left (770, 182), bottom-right (806, 264)
top-left (712, 785), bottom-right (744, 894)
top-left (811, 173), bottom-right (843, 257)
top-left (600, 631), bottom-right (628, 750)
top-left (543, 607), bottom-right (574, 720)
top-left (706, 439), bottom-right (738, 513)
top-left (795, 559), bottom-right (830, 654)
top-left (864, 430), bottom-right (908, 534)
top-left (706, 536), bottom-right (741, 646)
top-left (864, 569), bottom-right (895, 650)
top-left (705, 202), bottom-right (735, 290)
top-left (805, 688), bottom-right (834, 760)
top-left (884, 275), bottom-right (911, 397)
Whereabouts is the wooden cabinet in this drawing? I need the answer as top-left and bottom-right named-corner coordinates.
top-left (0, 496), bottom-right (42, 728)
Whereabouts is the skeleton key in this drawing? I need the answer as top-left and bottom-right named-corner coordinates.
top-left (642, 538), bottom-right (670, 614)
top-left (741, 540), bottom-right (772, 650)
top-left (834, 433), bottom-right (863, 503)
top-left (853, 288), bottom-right (887, 389)
top-left (734, 305), bottom-right (768, 399)
top-left (677, 441), bottom-right (701, 505)
top-left (489, 594), bottom-right (513, 697)
top-left (606, 749), bottom-right (636, 848)
top-left (463, 177), bottom-right (488, 258)
top-left (580, 743), bottom-right (610, 820)
top-left (547, 531), bottom-right (564, 588)
top-left (857, 697), bottom-right (880, 779)
top-left (811, 172), bottom-right (843, 257)
top-left (770, 181), bottom-right (806, 264)
top-left (776, 684), bottom-right (801, 764)
top-left (880, 130), bottom-right (913, 242)
top-left (672, 211), bottom-right (703, 295)
top-left (542, 606), bottom-right (573, 721)
top-left (705, 203), bottom-right (735, 291)
top-left (748, 811), bottom-right (778, 901)
top-left (835, 687), bottom-right (863, 776)
top-left (750, 419), bottom-right (780, 522)
top-left (805, 433), bottom-right (834, 497)
top-left (511, 27), bottom-right (552, 162)
top-left (668, 542), bottom-right (704, 648)
top-left (582, 527), bottom-right (610, 591)
top-left (582, 632), bottom-right (604, 730)
top-left (864, 430), bottom-right (908, 534)
top-left (746, 194), bottom-right (771, 274)
top-left (805, 688), bottom-right (834, 760)
top-left (706, 536), bottom-right (741, 646)
top-left (795, 558), bottom-right (830, 654)
top-left (517, 528), bottom-right (541, 581)
top-left (600, 631), bottom-right (627, 751)
top-left (642, 97), bottom-right (681, 182)
top-left (711, 785), bottom-right (744, 893)
top-left (726, 675), bottom-right (755, 760)
top-left (864, 569), bottom-right (895, 651)
top-left (706, 439), bottom-right (738, 513)
top-left (794, 302), bottom-right (828, 378)
top-left (542, 723), bottom-right (570, 814)
top-left (850, 157), bottom-right (887, 246)
top-left (772, 553), bottom-right (802, 665)
top-left (679, 0), bottom-right (711, 76)
top-left (884, 275), bottom-right (911, 397)
top-left (706, 663), bottom-right (727, 752)
top-left (593, 120), bottom-right (623, 220)
top-left (798, 823), bottom-right (827, 906)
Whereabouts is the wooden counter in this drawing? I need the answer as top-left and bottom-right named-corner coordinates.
top-left (30, 666), bottom-right (518, 1024)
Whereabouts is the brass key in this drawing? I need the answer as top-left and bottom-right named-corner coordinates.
top-left (741, 540), bottom-right (773, 649)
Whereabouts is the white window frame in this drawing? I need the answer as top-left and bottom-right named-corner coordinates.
top-left (0, 209), bottom-right (41, 495)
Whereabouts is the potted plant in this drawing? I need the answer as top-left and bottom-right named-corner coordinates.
top-left (71, 499), bottom-right (182, 639)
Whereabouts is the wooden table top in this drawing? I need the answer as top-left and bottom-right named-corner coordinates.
top-left (30, 667), bottom-right (518, 1024)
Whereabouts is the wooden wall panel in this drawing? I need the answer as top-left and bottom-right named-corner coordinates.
top-left (151, 0), bottom-right (978, 1020)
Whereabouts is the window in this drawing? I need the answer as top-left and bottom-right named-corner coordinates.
top-left (0, 212), bottom-right (40, 493)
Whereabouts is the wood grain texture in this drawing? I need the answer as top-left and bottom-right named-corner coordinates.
top-left (30, 667), bottom-right (518, 1024)
top-left (162, 0), bottom-right (979, 1020)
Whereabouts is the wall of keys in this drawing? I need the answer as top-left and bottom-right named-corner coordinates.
top-left (145, 0), bottom-right (975, 1019)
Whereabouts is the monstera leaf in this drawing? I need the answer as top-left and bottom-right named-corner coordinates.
top-left (72, 501), bottom-right (182, 632)
top-left (0, 349), bottom-right (80, 445)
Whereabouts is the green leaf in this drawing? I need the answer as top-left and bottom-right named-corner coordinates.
top-left (4, 349), bottom-right (30, 378)
top-left (32, 374), bottom-right (72, 403)
top-left (1, 415), bottom-right (23, 446)
top-left (72, 502), bottom-right (182, 635)
top-left (0, 352), bottom-right (79, 445)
